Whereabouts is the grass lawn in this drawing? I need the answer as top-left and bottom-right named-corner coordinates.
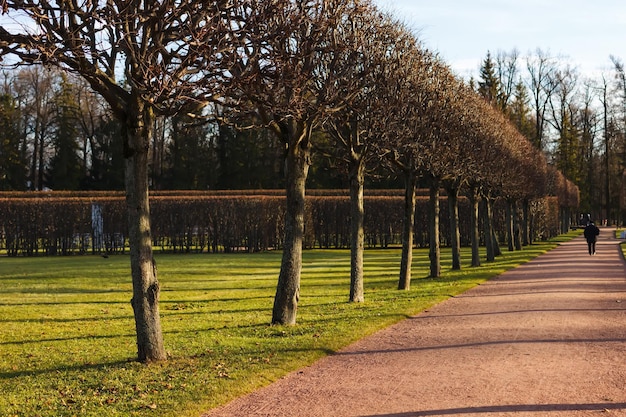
top-left (0, 232), bottom-right (578, 417)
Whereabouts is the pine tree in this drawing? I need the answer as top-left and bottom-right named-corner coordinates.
top-left (509, 80), bottom-right (535, 141)
top-left (0, 94), bottom-right (27, 190)
top-left (165, 113), bottom-right (215, 189)
top-left (555, 112), bottom-right (582, 185)
top-left (47, 73), bottom-right (83, 190)
top-left (477, 51), bottom-right (500, 106)
top-left (89, 116), bottom-right (125, 190)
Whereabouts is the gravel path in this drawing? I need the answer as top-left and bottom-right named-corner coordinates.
top-left (203, 228), bottom-right (626, 417)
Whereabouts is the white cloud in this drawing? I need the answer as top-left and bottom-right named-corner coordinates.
top-left (373, 0), bottom-right (625, 78)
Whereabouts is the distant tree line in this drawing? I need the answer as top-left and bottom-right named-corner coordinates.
top-left (0, 68), bottom-right (286, 191)
top-left (5, 52), bottom-right (624, 209)
top-left (474, 50), bottom-right (626, 225)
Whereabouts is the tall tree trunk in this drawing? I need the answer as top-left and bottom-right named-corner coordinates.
top-left (447, 183), bottom-right (461, 270)
top-left (37, 130), bottom-right (45, 190)
top-left (124, 100), bottom-right (166, 362)
top-left (29, 118), bottom-right (39, 190)
top-left (349, 156), bottom-right (365, 303)
top-left (398, 171), bottom-right (416, 290)
top-left (522, 198), bottom-right (530, 246)
top-left (491, 198), bottom-right (502, 257)
top-left (506, 198), bottom-right (515, 251)
top-left (272, 124), bottom-right (310, 325)
top-left (429, 177), bottom-right (441, 278)
top-left (482, 195), bottom-right (495, 262)
top-left (469, 185), bottom-right (481, 267)
top-left (513, 200), bottom-right (522, 250)
top-left (563, 207), bottom-right (572, 232)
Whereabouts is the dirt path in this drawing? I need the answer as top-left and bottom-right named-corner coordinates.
top-left (203, 229), bottom-right (626, 417)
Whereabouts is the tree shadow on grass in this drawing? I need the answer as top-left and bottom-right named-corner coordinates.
top-left (0, 358), bottom-right (135, 380)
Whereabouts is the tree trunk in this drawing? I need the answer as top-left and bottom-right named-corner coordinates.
top-left (447, 184), bottom-right (461, 270)
top-left (124, 100), bottom-right (166, 362)
top-left (29, 119), bottom-right (38, 189)
top-left (272, 125), bottom-right (310, 325)
top-left (349, 157), bottom-right (365, 303)
top-left (491, 198), bottom-right (502, 257)
top-left (506, 198), bottom-right (515, 251)
top-left (398, 171), bottom-right (416, 290)
top-left (428, 178), bottom-right (441, 278)
top-left (38, 130), bottom-right (45, 190)
top-left (563, 207), bottom-right (571, 232)
top-left (522, 199), bottom-right (530, 246)
top-left (513, 200), bottom-right (522, 250)
top-left (482, 196), bottom-right (495, 262)
top-left (469, 185), bottom-right (481, 267)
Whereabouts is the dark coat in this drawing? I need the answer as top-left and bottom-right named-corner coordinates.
top-left (584, 223), bottom-right (600, 242)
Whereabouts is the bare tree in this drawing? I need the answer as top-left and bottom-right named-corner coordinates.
top-left (611, 56), bottom-right (626, 135)
top-left (526, 49), bottom-right (559, 151)
top-left (0, 1), bottom-right (233, 362)
top-left (381, 46), bottom-right (443, 289)
top-left (16, 67), bottom-right (56, 190)
top-left (222, 0), bottom-right (376, 324)
top-left (443, 83), bottom-right (489, 270)
top-left (319, 7), bottom-right (398, 302)
top-left (611, 55), bottom-right (626, 224)
top-left (417, 68), bottom-right (467, 277)
top-left (547, 65), bottom-right (580, 183)
top-left (460, 93), bottom-right (495, 267)
top-left (495, 49), bottom-right (520, 112)
top-left (598, 74), bottom-right (612, 223)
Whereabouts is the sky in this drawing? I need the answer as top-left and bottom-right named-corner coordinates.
top-left (373, 0), bottom-right (625, 79)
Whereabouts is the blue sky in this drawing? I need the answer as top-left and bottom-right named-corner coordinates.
top-left (373, 0), bottom-right (625, 78)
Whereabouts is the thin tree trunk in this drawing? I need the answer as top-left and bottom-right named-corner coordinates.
top-left (38, 130), bottom-right (45, 190)
top-left (469, 185), bottom-right (481, 267)
top-left (272, 125), bottom-right (310, 325)
top-left (30, 119), bottom-right (38, 190)
top-left (349, 157), bottom-right (365, 303)
top-left (482, 196), bottom-right (495, 262)
top-left (398, 171), bottom-right (416, 290)
top-left (506, 198), bottom-right (514, 251)
top-left (514, 200), bottom-right (522, 250)
top-left (124, 101), bottom-right (166, 362)
top-left (429, 178), bottom-right (441, 278)
top-left (447, 184), bottom-right (461, 270)
top-left (522, 199), bottom-right (530, 246)
top-left (491, 198), bottom-right (502, 257)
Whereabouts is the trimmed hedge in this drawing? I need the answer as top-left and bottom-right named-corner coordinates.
top-left (0, 191), bottom-right (561, 256)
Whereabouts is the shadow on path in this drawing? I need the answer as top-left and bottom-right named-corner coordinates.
top-left (364, 402), bottom-right (626, 416)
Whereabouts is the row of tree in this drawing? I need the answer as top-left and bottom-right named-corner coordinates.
top-left (0, 0), bottom-right (578, 362)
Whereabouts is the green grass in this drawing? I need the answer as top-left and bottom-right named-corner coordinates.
top-left (0, 232), bottom-right (578, 417)
top-left (618, 229), bottom-right (626, 258)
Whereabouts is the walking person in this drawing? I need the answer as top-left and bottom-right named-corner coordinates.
top-left (584, 221), bottom-right (600, 255)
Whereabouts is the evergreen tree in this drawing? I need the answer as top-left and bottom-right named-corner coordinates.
top-left (47, 73), bottom-right (82, 190)
top-left (555, 111), bottom-right (582, 185)
top-left (164, 113), bottom-right (216, 189)
top-left (0, 94), bottom-right (27, 190)
top-left (478, 51), bottom-right (501, 106)
top-left (88, 116), bottom-right (125, 190)
top-left (509, 80), bottom-right (535, 141)
top-left (215, 122), bottom-right (283, 189)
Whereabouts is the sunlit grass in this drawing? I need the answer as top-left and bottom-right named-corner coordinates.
top-left (0, 232), bottom-right (578, 417)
